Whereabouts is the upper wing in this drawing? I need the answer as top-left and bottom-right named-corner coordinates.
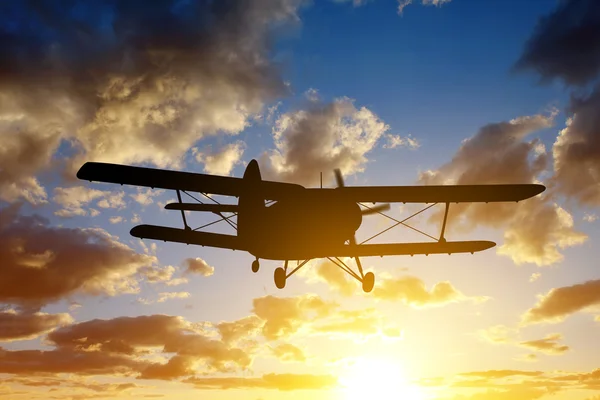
top-left (77, 162), bottom-right (303, 200)
top-left (327, 240), bottom-right (496, 258)
top-left (320, 184), bottom-right (545, 203)
top-left (130, 225), bottom-right (247, 251)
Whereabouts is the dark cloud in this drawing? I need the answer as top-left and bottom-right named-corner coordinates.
top-left (0, 0), bottom-right (302, 202)
top-left (0, 311), bottom-right (72, 342)
top-left (514, 0), bottom-right (600, 86)
top-left (522, 279), bottom-right (600, 324)
top-left (48, 314), bottom-right (251, 377)
top-left (0, 204), bottom-right (154, 309)
top-left (0, 347), bottom-right (147, 376)
top-left (552, 86), bottom-right (600, 206)
top-left (419, 112), bottom-right (587, 265)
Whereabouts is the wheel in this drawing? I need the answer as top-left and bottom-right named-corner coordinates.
top-left (362, 272), bottom-right (375, 293)
top-left (251, 259), bottom-right (260, 273)
top-left (274, 267), bottom-right (286, 289)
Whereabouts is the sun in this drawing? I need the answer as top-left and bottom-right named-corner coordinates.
top-left (338, 357), bottom-right (428, 400)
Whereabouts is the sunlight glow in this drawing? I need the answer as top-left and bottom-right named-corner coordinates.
top-left (339, 357), bottom-right (429, 400)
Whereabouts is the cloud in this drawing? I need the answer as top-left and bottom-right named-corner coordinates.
top-left (514, 0), bottom-right (600, 86)
top-left (183, 257), bottom-right (215, 277)
top-left (157, 292), bottom-right (191, 303)
top-left (184, 373), bottom-right (338, 390)
top-left (0, 204), bottom-right (154, 309)
top-left (373, 275), bottom-right (484, 307)
top-left (0, 347), bottom-right (148, 376)
top-left (584, 213), bottom-right (598, 222)
top-left (383, 133), bottom-right (420, 149)
top-left (418, 112), bottom-right (587, 266)
top-left (529, 273), bottom-right (541, 283)
top-left (46, 314), bottom-right (252, 378)
top-left (261, 97), bottom-right (390, 186)
top-left (139, 265), bottom-right (188, 286)
top-left (53, 186), bottom-right (109, 217)
top-left (194, 141), bottom-right (246, 176)
top-left (109, 216), bottom-right (123, 224)
top-left (252, 294), bottom-right (337, 340)
top-left (522, 279), bottom-right (600, 324)
top-left (0, 0), bottom-right (303, 203)
top-left (130, 188), bottom-right (165, 206)
top-left (271, 344), bottom-right (306, 362)
top-left (0, 311), bottom-right (73, 342)
top-left (552, 87), bottom-right (600, 206)
top-left (217, 316), bottom-right (264, 345)
top-left (476, 325), bottom-right (519, 345)
top-left (519, 333), bottom-right (569, 355)
top-left (398, 0), bottom-right (452, 15)
top-left (458, 370), bottom-right (544, 379)
top-left (312, 308), bottom-right (402, 341)
top-left (314, 259), bottom-right (356, 296)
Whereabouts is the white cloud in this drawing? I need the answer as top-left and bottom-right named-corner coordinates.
top-left (261, 97), bottom-right (390, 186)
top-left (194, 141), bottom-right (246, 176)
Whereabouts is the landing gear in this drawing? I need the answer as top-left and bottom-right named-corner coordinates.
top-left (362, 272), bottom-right (375, 293)
top-left (274, 267), bottom-right (286, 289)
top-left (251, 259), bottom-right (260, 273)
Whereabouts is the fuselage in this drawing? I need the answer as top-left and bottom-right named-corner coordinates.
top-left (237, 160), bottom-right (362, 260)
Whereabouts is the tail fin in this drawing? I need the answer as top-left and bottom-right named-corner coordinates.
top-left (237, 160), bottom-right (265, 242)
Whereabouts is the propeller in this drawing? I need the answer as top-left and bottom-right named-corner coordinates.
top-left (333, 168), bottom-right (387, 292)
top-left (333, 169), bottom-right (390, 216)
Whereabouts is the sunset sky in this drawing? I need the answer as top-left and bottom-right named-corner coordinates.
top-left (1, 0), bottom-right (600, 399)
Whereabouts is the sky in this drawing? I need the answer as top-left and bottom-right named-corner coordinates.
top-left (1, 0), bottom-right (600, 399)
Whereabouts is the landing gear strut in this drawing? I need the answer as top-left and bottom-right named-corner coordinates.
top-left (251, 259), bottom-right (260, 273)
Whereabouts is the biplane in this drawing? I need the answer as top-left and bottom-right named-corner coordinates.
top-left (77, 160), bottom-right (544, 293)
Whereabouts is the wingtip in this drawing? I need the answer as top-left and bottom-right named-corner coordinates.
top-left (76, 162), bottom-right (93, 180)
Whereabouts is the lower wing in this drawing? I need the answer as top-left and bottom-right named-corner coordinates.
top-left (328, 241), bottom-right (496, 257)
top-left (130, 225), bottom-right (248, 251)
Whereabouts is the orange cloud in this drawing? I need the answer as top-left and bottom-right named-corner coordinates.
top-left (252, 294), bottom-right (338, 340)
top-left (0, 311), bottom-right (72, 342)
top-left (46, 314), bottom-right (252, 379)
top-left (271, 344), bottom-right (306, 362)
top-left (183, 257), bottom-right (214, 277)
top-left (217, 316), bottom-right (263, 345)
top-left (0, 204), bottom-right (154, 309)
top-left (184, 373), bottom-right (338, 391)
top-left (519, 333), bottom-right (569, 355)
top-left (522, 279), bottom-right (600, 324)
top-left (373, 275), bottom-right (483, 306)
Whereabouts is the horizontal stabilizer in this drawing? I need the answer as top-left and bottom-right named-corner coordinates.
top-left (165, 203), bottom-right (238, 213)
top-left (130, 225), bottom-right (246, 251)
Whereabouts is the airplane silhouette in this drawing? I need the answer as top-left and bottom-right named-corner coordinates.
top-left (77, 160), bottom-right (544, 293)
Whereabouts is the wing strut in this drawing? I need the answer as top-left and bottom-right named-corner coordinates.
top-left (176, 190), bottom-right (191, 231)
top-left (439, 202), bottom-right (450, 243)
